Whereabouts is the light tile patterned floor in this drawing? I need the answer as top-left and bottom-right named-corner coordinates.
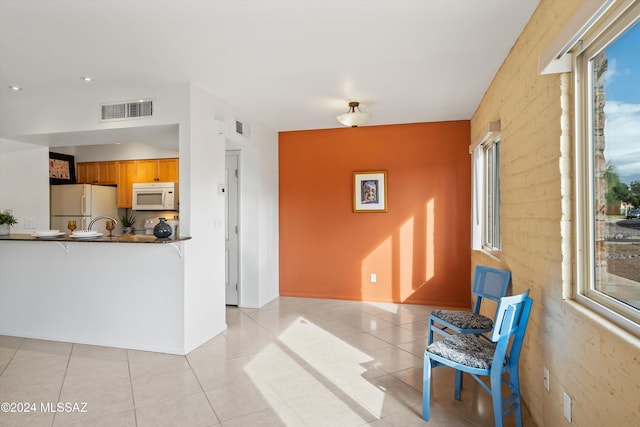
top-left (0, 297), bottom-right (535, 426)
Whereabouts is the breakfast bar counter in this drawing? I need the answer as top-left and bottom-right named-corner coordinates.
top-left (0, 233), bottom-right (191, 243)
top-left (0, 233), bottom-right (203, 355)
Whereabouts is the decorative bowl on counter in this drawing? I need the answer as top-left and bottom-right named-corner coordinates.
top-left (70, 231), bottom-right (103, 239)
top-left (32, 230), bottom-right (65, 238)
top-left (34, 229), bottom-right (60, 236)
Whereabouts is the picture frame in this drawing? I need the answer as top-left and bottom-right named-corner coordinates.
top-left (353, 171), bottom-right (387, 212)
top-left (49, 152), bottom-right (77, 185)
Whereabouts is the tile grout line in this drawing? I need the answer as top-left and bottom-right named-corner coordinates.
top-left (0, 336), bottom-right (23, 378)
top-left (184, 352), bottom-right (222, 425)
top-left (50, 342), bottom-right (74, 427)
top-left (236, 307), bottom-right (282, 339)
top-left (125, 349), bottom-right (139, 427)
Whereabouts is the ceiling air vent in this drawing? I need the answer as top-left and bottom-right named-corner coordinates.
top-left (101, 99), bottom-right (153, 121)
top-left (235, 119), bottom-right (250, 138)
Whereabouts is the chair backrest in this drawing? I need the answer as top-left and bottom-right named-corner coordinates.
top-left (471, 266), bottom-right (511, 313)
top-left (490, 291), bottom-right (533, 368)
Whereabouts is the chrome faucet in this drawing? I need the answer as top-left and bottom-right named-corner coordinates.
top-left (88, 215), bottom-right (118, 231)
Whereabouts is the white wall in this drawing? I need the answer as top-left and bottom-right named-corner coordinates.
top-left (224, 107), bottom-right (279, 308)
top-left (184, 85), bottom-right (280, 311)
top-left (0, 140), bottom-right (49, 232)
top-left (256, 124), bottom-right (279, 305)
top-left (182, 84), bottom-right (227, 351)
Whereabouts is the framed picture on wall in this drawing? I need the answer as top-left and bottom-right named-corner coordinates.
top-left (353, 171), bottom-right (387, 212)
top-left (49, 152), bottom-right (77, 185)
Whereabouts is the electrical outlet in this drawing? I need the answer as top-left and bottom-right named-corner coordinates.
top-left (25, 217), bottom-right (36, 229)
top-left (370, 273), bottom-right (377, 283)
top-left (563, 392), bottom-right (572, 423)
top-left (543, 367), bottom-right (550, 392)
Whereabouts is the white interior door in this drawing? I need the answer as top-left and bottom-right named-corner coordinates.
top-left (225, 153), bottom-right (240, 305)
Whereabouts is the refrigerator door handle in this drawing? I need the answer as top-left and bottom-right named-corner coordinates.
top-left (81, 193), bottom-right (87, 215)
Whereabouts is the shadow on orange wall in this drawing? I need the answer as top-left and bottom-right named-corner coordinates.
top-left (279, 121), bottom-right (471, 307)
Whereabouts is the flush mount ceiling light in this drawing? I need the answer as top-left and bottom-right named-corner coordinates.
top-left (337, 101), bottom-right (369, 127)
top-left (81, 76), bottom-right (94, 82)
top-left (8, 85), bottom-right (22, 91)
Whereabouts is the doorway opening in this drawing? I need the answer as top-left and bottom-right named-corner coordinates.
top-left (225, 152), bottom-right (240, 305)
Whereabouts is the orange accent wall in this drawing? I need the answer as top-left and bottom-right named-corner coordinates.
top-left (279, 121), bottom-right (471, 307)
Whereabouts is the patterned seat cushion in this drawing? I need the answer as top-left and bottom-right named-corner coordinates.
top-left (430, 310), bottom-right (493, 330)
top-left (426, 334), bottom-right (496, 369)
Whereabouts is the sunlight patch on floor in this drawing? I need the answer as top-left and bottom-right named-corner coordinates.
top-left (245, 316), bottom-right (387, 423)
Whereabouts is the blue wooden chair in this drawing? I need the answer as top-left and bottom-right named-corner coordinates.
top-left (428, 265), bottom-right (511, 344)
top-left (422, 290), bottom-right (533, 427)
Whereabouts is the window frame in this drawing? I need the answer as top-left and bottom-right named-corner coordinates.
top-left (471, 124), bottom-right (501, 255)
top-left (483, 137), bottom-right (501, 252)
top-left (574, 2), bottom-right (640, 336)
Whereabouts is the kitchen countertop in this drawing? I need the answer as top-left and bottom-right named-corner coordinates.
top-left (0, 233), bottom-right (191, 243)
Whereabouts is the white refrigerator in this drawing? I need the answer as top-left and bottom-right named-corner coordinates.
top-left (50, 184), bottom-right (118, 235)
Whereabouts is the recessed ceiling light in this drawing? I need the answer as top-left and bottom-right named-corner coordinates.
top-left (81, 76), bottom-right (93, 82)
top-left (8, 85), bottom-right (22, 91)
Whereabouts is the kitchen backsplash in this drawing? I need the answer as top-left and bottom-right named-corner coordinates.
top-left (116, 209), bottom-right (179, 235)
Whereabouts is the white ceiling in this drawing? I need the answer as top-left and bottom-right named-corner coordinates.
top-left (0, 0), bottom-right (539, 135)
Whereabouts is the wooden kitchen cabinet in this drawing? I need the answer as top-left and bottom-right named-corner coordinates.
top-left (76, 163), bottom-right (94, 184)
top-left (117, 160), bottom-right (136, 208)
top-left (76, 161), bottom-right (118, 185)
top-left (115, 158), bottom-right (179, 208)
top-left (135, 160), bottom-right (159, 183)
top-left (157, 158), bottom-right (179, 182)
top-left (97, 162), bottom-right (118, 184)
top-left (135, 158), bottom-right (179, 183)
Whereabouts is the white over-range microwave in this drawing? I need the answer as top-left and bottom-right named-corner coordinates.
top-left (132, 182), bottom-right (178, 211)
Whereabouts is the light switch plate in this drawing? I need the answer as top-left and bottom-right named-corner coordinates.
top-left (563, 392), bottom-right (572, 422)
top-left (543, 367), bottom-right (550, 392)
top-left (25, 217), bottom-right (36, 229)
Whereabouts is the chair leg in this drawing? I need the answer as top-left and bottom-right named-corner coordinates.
top-left (510, 367), bottom-right (523, 427)
top-left (427, 319), bottom-right (434, 344)
top-left (422, 354), bottom-right (432, 421)
top-left (490, 371), bottom-right (504, 427)
top-left (454, 370), bottom-right (463, 400)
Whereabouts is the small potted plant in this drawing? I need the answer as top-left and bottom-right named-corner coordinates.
top-left (120, 212), bottom-right (136, 235)
top-left (0, 211), bottom-right (18, 236)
